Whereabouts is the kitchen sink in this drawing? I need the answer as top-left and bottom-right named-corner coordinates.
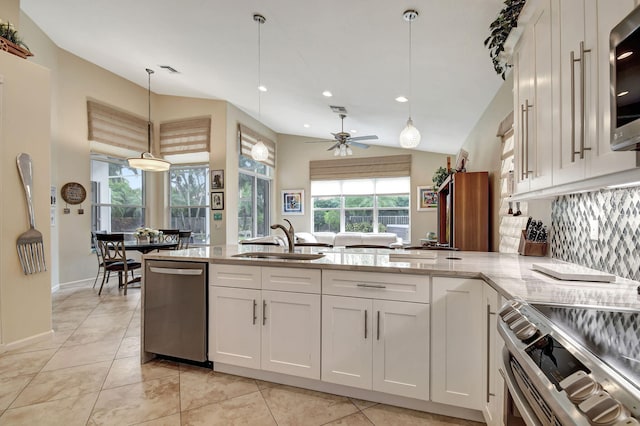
top-left (232, 252), bottom-right (325, 260)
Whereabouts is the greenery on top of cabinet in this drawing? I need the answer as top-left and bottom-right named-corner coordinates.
top-left (484, 0), bottom-right (527, 79)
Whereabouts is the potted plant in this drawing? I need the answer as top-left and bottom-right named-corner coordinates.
top-left (484, 0), bottom-right (526, 79)
top-left (433, 166), bottom-right (453, 191)
top-left (0, 19), bottom-right (32, 59)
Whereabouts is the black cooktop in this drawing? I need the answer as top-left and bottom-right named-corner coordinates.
top-left (532, 303), bottom-right (640, 390)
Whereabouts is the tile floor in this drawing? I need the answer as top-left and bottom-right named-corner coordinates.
top-left (0, 280), bottom-right (484, 425)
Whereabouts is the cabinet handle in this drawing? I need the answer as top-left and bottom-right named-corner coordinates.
top-left (486, 304), bottom-right (497, 403)
top-left (364, 309), bottom-right (368, 339)
top-left (263, 300), bottom-right (267, 325)
top-left (525, 99), bottom-right (533, 178)
top-left (376, 311), bottom-right (381, 340)
top-left (571, 41), bottom-right (592, 162)
top-left (357, 283), bottom-right (386, 289)
top-left (252, 299), bottom-right (257, 325)
top-left (520, 103), bottom-right (526, 180)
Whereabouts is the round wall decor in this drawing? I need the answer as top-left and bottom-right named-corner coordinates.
top-left (60, 182), bottom-right (87, 205)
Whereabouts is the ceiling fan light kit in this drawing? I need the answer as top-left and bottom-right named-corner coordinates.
top-left (399, 9), bottom-right (421, 149)
top-left (127, 68), bottom-right (171, 172)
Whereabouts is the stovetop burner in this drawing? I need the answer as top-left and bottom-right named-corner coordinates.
top-left (531, 303), bottom-right (640, 391)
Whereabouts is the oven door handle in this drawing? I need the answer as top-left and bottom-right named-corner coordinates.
top-left (500, 347), bottom-right (544, 426)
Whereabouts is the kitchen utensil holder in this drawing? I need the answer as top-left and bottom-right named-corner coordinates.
top-left (518, 230), bottom-right (548, 257)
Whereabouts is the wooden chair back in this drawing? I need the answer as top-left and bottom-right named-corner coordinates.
top-left (159, 229), bottom-right (180, 243)
top-left (178, 231), bottom-right (192, 250)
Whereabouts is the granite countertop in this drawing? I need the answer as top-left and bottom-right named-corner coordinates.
top-left (144, 245), bottom-right (640, 310)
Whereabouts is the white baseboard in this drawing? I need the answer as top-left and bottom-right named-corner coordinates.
top-left (59, 277), bottom-right (94, 288)
top-left (51, 284), bottom-right (60, 292)
top-left (0, 329), bottom-right (54, 354)
top-left (214, 363), bottom-right (485, 423)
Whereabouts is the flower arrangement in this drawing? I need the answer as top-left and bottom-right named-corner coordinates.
top-left (0, 19), bottom-right (30, 51)
top-left (134, 227), bottom-right (161, 239)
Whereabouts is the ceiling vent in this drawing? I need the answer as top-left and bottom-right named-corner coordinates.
top-left (159, 65), bottom-right (179, 73)
top-left (329, 105), bottom-right (348, 114)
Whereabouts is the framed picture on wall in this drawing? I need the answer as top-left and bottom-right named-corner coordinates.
top-left (282, 189), bottom-right (304, 215)
top-left (417, 186), bottom-right (437, 211)
top-left (211, 169), bottom-right (224, 189)
top-left (211, 191), bottom-right (224, 210)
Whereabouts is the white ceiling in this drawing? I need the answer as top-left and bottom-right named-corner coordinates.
top-left (21, 0), bottom-right (506, 154)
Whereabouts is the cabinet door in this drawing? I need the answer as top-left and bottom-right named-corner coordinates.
top-left (589, 0), bottom-right (638, 176)
top-left (209, 286), bottom-right (261, 368)
top-left (555, 0), bottom-right (597, 184)
top-left (482, 285), bottom-right (504, 426)
top-left (431, 277), bottom-right (484, 410)
top-left (321, 295), bottom-right (372, 389)
top-left (372, 300), bottom-right (430, 401)
top-left (261, 290), bottom-right (320, 379)
top-left (515, 1), bottom-right (554, 194)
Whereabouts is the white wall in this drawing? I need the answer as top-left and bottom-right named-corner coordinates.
top-left (274, 134), bottom-right (450, 244)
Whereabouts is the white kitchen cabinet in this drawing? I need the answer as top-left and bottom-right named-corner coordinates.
top-left (321, 295), bottom-right (373, 389)
top-left (209, 265), bottom-right (321, 379)
top-left (321, 271), bottom-right (430, 400)
top-left (321, 295), bottom-right (430, 400)
top-left (209, 286), bottom-right (261, 368)
top-left (513, 0), bottom-right (554, 194)
top-left (555, 0), bottom-right (637, 185)
top-left (482, 285), bottom-right (505, 426)
top-left (431, 276), bottom-right (484, 410)
top-left (261, 290), bottom-right (320, 379)
top-left (372, 299), bottom-right (430, 400)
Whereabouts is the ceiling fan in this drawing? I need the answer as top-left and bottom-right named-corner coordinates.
top-left (307, 114), bottom-right (378, 155)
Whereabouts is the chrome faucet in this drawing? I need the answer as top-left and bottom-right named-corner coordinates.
top-left (270, 219), bottom-right (295, 252)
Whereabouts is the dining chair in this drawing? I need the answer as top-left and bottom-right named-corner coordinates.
top-left (158, 229), bottom-right (180, 243)
top-left (177, 230), bottom-right (192, 250)
top-left (91, 231), bottom-right (113, 288)
top-left (95, 233), bottom-right (141, 295)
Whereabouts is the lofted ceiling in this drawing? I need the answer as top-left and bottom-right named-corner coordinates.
top-left (21, 0), bottom-right (506, 154)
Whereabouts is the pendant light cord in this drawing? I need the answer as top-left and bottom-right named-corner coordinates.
top-left (146, 68), bottom-right (154, 153)
top-left (408, 17), bottom-right (413, 120)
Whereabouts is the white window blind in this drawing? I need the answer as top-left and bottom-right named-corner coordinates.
top-left (160, 116), bottom-right (211, 155)
top-left (238, 124), bottom-right (276, 167)
top-left (309, 155), bottom-right (411, 180)
top-left (87, 100), bottom-right (148, 151)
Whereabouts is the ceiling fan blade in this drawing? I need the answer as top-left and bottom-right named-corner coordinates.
top-left (349, 141), bottom-right (370, 149)
top-left (326, 142), bottom-right (340, 151)
top-left (347, 135), bottom-right (378, 142)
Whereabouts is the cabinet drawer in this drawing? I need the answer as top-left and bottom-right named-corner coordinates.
top-left (262, 267), bottom-right (321, 294)
top-left (322, 270), bottom-right (429, 303)
top-left (210, 264), bottom-right (261, 289)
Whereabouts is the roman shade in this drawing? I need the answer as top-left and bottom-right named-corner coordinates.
top-left (238, 124), bottom-right (276, 167)
top-left (87, 100), bottom-right (148, 151)
top-left (160, 116), bottom-right (211, 155)
top-left (309, 155), bottom-right (412, 180)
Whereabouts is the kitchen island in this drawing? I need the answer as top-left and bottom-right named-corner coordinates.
top-left (141, 245), bottom-right (640, 424)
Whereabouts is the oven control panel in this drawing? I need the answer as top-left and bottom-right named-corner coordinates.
top-left (498, 300), bottom-right (640, 425)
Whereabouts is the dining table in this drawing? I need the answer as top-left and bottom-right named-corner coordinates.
top-left (124, 241), bottom-right (178, 254)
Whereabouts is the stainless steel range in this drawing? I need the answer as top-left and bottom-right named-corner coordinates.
top-left (498, 299), bottom-right (640, 426)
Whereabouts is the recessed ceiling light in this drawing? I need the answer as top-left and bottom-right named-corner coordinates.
top-left (395, 96), bottom-right (408, 103)
top-left (350, 129), bottom-right (357, 133)
top-left (617, 90), bottom-right (629, 97)
top-left (322, 91), bottom-right (333, 97)
top-left (303, 124), bottom-right (310, 128)
top-left (618, 51), bottom-right (633, 60)
top-left (258, 85), bottom-right (267, 92)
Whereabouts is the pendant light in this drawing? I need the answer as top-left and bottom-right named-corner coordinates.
top-left (127, 68), bottom-right (171, 171)
top-left (399, 10), bottom-right (421, 149)
top-left (251, 13), bottom-right (269, 162)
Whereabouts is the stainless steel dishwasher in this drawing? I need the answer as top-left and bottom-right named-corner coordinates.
top-left (144, 260), bottom-right (208, 362)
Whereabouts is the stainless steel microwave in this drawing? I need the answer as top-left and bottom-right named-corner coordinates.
top-left (610, 5), bottom-right (640, 151)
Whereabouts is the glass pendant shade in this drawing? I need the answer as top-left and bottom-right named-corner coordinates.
top-left (251, 140), bottom-right (269, 161)
top-left (399, 118), bottom-right (421, 148)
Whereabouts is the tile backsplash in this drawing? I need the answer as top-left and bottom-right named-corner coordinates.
top-left (551, 188), bottom-right (640, 281)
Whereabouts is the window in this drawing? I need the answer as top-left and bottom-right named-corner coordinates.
top-left (311, 177), bottom-right (410, 241)
top-left (169, 165), bottom-right (210, 245)
top-left (91, 155), bottom-right (145, 234)
top-left (238, 155), bottom-right (272, 240)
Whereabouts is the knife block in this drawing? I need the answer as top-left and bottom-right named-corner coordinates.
top-left (518, 230), bottom-right (548, 256)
